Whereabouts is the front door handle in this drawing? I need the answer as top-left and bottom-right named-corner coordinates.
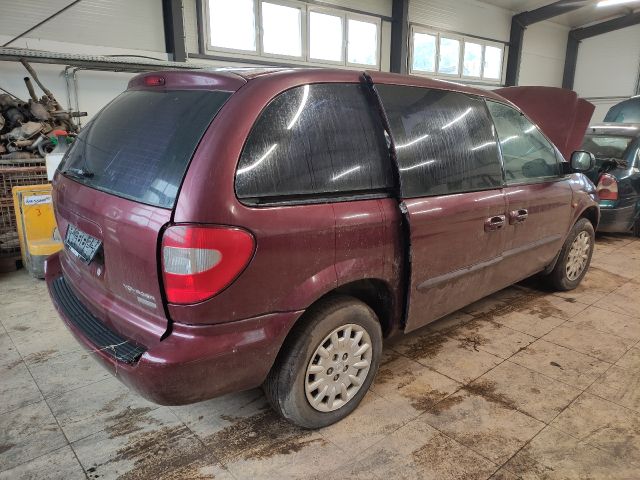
top-left (509, 208), bottom-right (529, 224)
top-left (484, 215), bottom-right (506, 232)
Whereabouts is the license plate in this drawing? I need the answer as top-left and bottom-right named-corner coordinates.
top-left (64, 224), bottom-right (102, 264)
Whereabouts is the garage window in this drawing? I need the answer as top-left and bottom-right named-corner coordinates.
top-left (205, 1), bottom-right (380, 68)
top-left (261, 2), bottom-right (303, 57)
top-left (347, 18), bottom-right (379, 66)
top-left (208, 0), bottom-right (257, 52)
top-left (309, 11), bottom-right (343, 62)
top-left (410, 26), bottom-right (504, 84)
top-left (377, 85), bottom-right (502, 198)
top-left (235, 84), bottom-right (392, 204)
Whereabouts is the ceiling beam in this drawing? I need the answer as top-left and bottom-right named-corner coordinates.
top-left (563, 10), bottom-right (640, 89)
top-left (505, 0), bottom-right (591, 86)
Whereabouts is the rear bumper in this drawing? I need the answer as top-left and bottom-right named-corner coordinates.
top-left (597, 201), bottom-right (637, 233)
top-left (45, 252), bottom-right (301, 405)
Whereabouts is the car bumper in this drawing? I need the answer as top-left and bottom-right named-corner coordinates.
top-left (45, 252), bottom-right (302, 405)
top-left (597, 201), bottom-right (637, 233)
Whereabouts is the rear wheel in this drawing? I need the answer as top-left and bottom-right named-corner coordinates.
top-left (263, 295), bottom-right (382, 429)
top-left (633, 217), bottom-right (640, 237)
top-left (545, 218), bottom-right (595, 291)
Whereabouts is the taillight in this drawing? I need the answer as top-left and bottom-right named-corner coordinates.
top-left (596, 173), bottom-right (618, 201)
top-left (144, 75), bottom-right (165, 86)
top-left (161, 225), bottom-right (255, 304)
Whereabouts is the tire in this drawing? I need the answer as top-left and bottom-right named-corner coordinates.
top-left (263, 295), bottom-right (382, 429)
top-left (545, 218), bottom-right (595, 291)
top-left (633, 218), bottom-right (640, 238)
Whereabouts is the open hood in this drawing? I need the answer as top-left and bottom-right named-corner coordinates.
top-left (494, 86), bottom-right (595, 160)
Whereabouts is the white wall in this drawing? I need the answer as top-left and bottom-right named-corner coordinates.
top-left (519, 21), bottom-right (569, 87)
top-left (574, 24), bottom-right (640, 121)
top-left (408, 0), bottom-right (512, 42)
top-left (0, 0), bottom-right (167, 122)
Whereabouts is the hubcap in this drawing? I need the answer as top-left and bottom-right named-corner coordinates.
top-left (305, 324), bottom-right (372, 412)
top-left (566, 231), bottom-right (591, 281)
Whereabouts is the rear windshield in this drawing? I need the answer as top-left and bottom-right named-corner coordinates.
top-left (60, 89), bottom-right (231, 208)
top-left (581, 135), bottom-right (633, 160)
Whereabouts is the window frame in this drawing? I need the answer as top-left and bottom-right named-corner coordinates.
top-left (307, 5), bottom-right (346, 66)
top-left (486, 100), bottom-right (563, 187)
top-left (345, 13), bottom-right (382, 69)
top-left (234, 82), bottom-right (394, 206)
top-left (481, 41), bottom-right (505, 82)
top-left (258, 0), bottom-right (307, 61)
top-left (409, 24), bottom-right (505, 85)
top-left (202, 0), bottom-right (381, 69)
top-left (436, 33), bottom-right (463, 78)
top-left (461, 39), bottom-right (484, 80)
top-left (204, 0), bottom-right (260, 55)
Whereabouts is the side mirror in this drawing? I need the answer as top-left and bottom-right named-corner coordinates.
top-left (570, 150), bottom-right (596, 173)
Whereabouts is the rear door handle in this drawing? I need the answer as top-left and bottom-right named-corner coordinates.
top-left (484, 215), bottom-right (506, 232)
top-left (509, 208), bottom-right (529, 224)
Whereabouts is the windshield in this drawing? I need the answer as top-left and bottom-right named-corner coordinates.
top-left (60, 89), bottom-right (231, 208)
top-left (581, 135), bottom-right (633, 160)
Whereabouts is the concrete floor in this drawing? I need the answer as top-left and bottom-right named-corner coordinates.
top-left (1, 234), bottom-right (639, 480)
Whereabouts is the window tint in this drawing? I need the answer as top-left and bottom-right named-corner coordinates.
top-left (60, 90), bottom-right (231, 209)
top-left (376, 85), bottom-right (502, 197)
top-left (486, 101), bottom-right (559, 184)
top-left (236, 83), bottom-right (392, 202)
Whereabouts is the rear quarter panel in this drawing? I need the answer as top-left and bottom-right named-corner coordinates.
top-left (170, 70), bottom-right (400, 325)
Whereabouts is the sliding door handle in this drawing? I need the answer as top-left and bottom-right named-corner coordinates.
top-left (509, 209), bottom-right (529, 224)
top-left (485, 215), bottom-right (506, 232)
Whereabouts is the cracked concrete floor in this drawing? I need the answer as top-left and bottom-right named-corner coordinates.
top-left (1, 233), bottom-right (640, 480)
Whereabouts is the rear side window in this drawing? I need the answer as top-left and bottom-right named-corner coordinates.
top-left (60, 89), bottom-right (231, 208)
top-left (235, 83), bottom-right (392, 203)
top-left (486, 101), bottom-right (559, 184)
top-left (376, 85), bottom-right (502, 197)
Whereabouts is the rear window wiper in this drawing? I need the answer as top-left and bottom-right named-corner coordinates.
top-left (64, 167), bottom-right (94, 179)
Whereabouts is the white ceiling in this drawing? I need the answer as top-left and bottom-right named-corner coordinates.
top-left (477, 0), bottom-right (640, 27)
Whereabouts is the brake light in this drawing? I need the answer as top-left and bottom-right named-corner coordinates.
top-left (161, 225), bottom-right (255, 304)
top-left (596, 173), bottom-right (618, 201)
top-left (144, 75), bottom-right (165, 86)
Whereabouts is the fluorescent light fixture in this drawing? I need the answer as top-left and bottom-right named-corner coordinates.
top-left (593, 125), bottom-right (638, 130)
top-left (597, 0), bottom-right (639, 7)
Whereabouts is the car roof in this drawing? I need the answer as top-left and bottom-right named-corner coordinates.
top-left (587, 123), bottom-right (640, 137)
top-left (207, 67), bottom-right (509, 102)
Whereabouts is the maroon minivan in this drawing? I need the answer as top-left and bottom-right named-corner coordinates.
top-left (46, 68), bottom-right (599, 428)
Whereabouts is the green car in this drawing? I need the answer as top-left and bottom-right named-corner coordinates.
top-left (582, 123), bottom-right (640, 236)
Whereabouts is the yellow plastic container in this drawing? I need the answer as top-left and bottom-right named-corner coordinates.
top-left (12, 184), bottom-right (62, 278)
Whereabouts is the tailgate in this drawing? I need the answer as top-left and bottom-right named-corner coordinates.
top-left (50, 80), bottom-right (236, 346)
top-left (53, 175), bottom-right (171, 345)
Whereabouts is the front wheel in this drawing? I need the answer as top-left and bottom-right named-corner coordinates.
top-left (545, 218), bottom-right (595, 291)
top-left (263, 295), bottom-right (382, 429)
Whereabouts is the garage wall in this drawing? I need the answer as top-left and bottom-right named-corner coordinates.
top-left (0, 0), bottom-right (166, 53)
top-left (0, 0), bottom-right (167, 122)
top-left (574, 24), bottom-right (640, 122)
top-left (408, 0), bottom-right (512, 41)
top-left (519, 21), bottom-right (569, 87)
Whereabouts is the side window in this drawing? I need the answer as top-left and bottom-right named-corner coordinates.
top-left (486, 101), bottom-right (559, 184)
top-left (376, 85), bottom-right (502, 197)
top-left (235, 83), bottom-right (393, 203)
